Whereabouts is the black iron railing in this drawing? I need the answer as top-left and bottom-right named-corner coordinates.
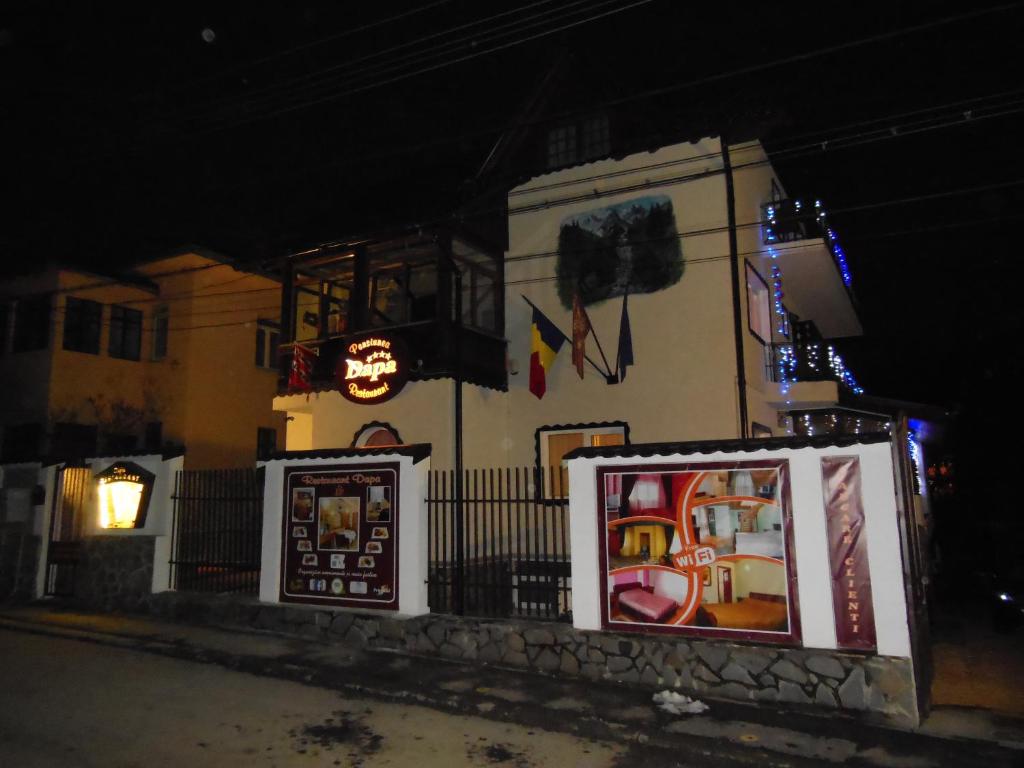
top-left (761, 198), bottom-right (853, 287)
top-left (169, 467), bottom-right (265, 594)
top-left (427, 467), bottom-right (572, 622)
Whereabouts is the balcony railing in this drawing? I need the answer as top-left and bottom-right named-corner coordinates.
top-left (762, 198), bottom-right (853, 287)
top-left (768, 340), bottom-right (863, 395)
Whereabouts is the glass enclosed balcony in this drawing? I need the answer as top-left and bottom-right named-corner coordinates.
top-left (277, 227), bottom-right (507, 392)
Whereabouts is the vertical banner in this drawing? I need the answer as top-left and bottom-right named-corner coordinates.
top-left (821, 456), bottom-right (876, 650)
top-left (280, 463), bottom-right (399, 609)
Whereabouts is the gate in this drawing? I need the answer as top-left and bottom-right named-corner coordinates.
top-left (169, 467), bottom-right (264, 594)
top-left (427, 467), bottom-right (571, 622)
top-left (44, 465), bottom-right (91, 596)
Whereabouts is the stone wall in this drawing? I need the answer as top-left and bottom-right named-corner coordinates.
top-left (75, 536), bottom-right (156, 612)
top-left (149, 592), bottom-right (919, 726)
top-left (0, 522), bottom-right (39, 602)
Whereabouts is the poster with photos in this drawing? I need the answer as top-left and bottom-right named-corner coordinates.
top-left (280, 462), bottom-right (399, 609)
top-left (598, 460), bottom-right (799, 644)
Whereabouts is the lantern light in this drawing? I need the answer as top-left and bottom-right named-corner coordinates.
top-left (95, 462), bottom-right (155, 530)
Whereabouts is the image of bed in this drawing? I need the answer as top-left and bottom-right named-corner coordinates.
top-left (612, 580), bottom-right (678, 623)
top-left (695, 592), bottom-right (788, 631)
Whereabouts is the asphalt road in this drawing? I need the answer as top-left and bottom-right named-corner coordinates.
top-left (0, 629), bottom-right (627, 768)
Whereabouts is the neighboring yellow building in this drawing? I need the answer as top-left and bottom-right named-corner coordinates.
top-left (0, 248), bottom-right (285, 468)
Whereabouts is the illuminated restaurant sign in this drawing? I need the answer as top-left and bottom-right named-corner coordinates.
top-left (336, 334), bottom-right (409, 404)
top-left (95, 461), bottom-right (155, 529)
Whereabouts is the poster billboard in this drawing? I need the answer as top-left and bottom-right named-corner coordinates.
top-left (280, 463), bottom-right (399, 609)
top-left (597, 461), bottom-right (800, 643)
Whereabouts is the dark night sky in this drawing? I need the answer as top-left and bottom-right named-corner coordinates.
top-left (2, 1), bottom-right (1022, 433)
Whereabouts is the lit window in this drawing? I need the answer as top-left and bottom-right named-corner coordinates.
top-left (537, 422), bottom-right (628, 497)
top-left (745, 262), bottom-right (771, 344)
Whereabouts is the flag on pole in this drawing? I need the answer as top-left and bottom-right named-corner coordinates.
top-left (571, 293), bottom-right (592, 379)
top-left (529, 305), bottom-right (565, 399)
top-left (617, 291), bottom-right (634, 382)
top-left (288, 343), bottom-right (316, 391)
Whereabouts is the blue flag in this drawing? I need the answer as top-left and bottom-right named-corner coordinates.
top-left (617, 292), bottom-right (633, 382)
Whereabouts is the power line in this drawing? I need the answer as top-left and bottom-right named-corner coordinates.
top-left (168, 0), bottom-right (659, 139)
top-left (166, 0), bottom-right (576, 128)
top-left (164, 2), bottom-right (1021, 143)
top-left (181, 0), bottom-right (458, 89)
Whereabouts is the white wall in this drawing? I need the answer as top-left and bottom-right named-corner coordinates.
top-left (567, 440), bottom-right (912, 658)
top-left (259, 451), bottom-right (430, 617)
top-left (31, 454), bottom-right (182, 598)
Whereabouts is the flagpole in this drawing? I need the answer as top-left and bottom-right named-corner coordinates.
top-left (587, 316), bottom-right (614, 381)
top-left (521, 295), bottom-right (613, 380)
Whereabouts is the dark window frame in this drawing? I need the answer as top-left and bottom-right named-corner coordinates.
top-left (744, 261), bottom-right (772, 346)
top-left (152, 305), bottom-right (169, 360)
top-left (63, 296), bottom-right (102, 354)
top-left (13, 294), bottom-right (52, 353)
top-left (109, 304), bottom-right (142, 361)
top-left (257, 426), bottom-right (277, 460)
top-left (256, 320), bottom-right (281, 369)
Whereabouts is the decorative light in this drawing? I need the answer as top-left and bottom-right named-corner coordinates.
top-left (907, 431), bottom-right (924, 495)
top-left (96, 462), bottom-right (155, 530)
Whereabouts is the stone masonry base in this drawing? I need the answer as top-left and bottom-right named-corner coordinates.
top-left (147, 592), bottom-right (919, 727)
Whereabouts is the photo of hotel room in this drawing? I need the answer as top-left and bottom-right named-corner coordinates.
top-left (604, 467), bottom-right (790, 633)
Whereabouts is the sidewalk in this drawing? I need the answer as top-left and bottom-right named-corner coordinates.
top-left (1, 603), bottom-right (1022, 767)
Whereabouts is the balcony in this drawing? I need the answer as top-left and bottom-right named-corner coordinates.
top-left (765, 331), bottom-right (864, 408)
top-left (759, 199), bottom-right (861, 339)
top-left (276, 228), bottom-right (508, 393)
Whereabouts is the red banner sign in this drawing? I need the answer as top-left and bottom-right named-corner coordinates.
top-left (821, 456), bottom-right (876, 650)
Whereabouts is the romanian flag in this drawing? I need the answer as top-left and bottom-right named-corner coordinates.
top-left (529, 306), bottom-right (565, 399)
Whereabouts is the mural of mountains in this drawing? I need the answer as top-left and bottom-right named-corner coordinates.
top-left (556, 195), bottom-right (683, 309)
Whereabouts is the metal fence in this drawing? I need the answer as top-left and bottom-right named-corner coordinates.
top-left (169, 467), bottom-right (265, 594)
top-left (44, 466), bottom-right (90, 597)
top-left (427, 467), bottom-right (571, 622)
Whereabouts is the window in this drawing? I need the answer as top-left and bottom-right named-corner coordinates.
top-left (537, 422), bottom-right (628, 497)
top-left (370, 261), bottom-right (437, 328)
top-left (63, 297), bottom-right (102, 354)
top-left (352, 422), bottom-right (402, 447)
top-left (1, 423), bottom-right (42, 463)
top-left (745, 262), bottom-right (772, 344)
top-left (152, 306), bottom-right (169, 360)
top-left (547, 125), bottom-right (577, 169)
top-left (105, 433), bottom-right (138, 454)
top-left (257, 427), bottom-right (277, 460)
top-left (453, 238), bottom-right (501, 334)
top-left (13, 294), bottom-right (51, 352)
top-left (109, 305), bottom-right (142, 360)
top-left (256, 320), bottom-right (280, 368)
top-left (581, 114), bottom-right (610, 159)
top-left (546, 114), bottom-right (610, 169)
top-left (51, 423), bottom-right (98, 458)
